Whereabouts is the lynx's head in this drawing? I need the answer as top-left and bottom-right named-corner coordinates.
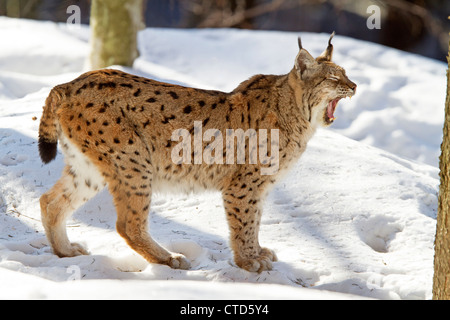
top-left (294, 32), bottom-right (356, 127)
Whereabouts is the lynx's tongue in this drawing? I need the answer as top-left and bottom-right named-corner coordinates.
top-left (327, 98), bottom-right (340, 120)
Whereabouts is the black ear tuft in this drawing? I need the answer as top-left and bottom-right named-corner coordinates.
top-left (316, 31), bottom-right (335, 62)
top-left (328, 31), bottom-right (335, 47)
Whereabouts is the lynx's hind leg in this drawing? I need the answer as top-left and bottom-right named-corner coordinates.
top-left (111, 180), bottom-right (190, 269)
top-left (40, 136), bottom-right (106, 257)
top-left (105, 138), bottom-right (190, 270)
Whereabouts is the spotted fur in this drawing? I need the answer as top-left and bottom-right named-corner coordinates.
top-left (38, 35), bottom-right (356, 272)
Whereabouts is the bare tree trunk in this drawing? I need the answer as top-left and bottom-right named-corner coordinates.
top-left (89, 0), bottom-right (144, 70)
top-left (6, 0), bottom-right (20, 18)
top-left (433, 35), bottom-right (450, 300)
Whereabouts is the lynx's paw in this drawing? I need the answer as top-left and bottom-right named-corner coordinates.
top-left (168, 253), bottom-right (191, 270)
top-left (235, 248), bottom-right (278, 273)
top-left (236, 256), bottom-right (273, 273)
top-left (260, 247), bottom-right (278, 262)
top-left (54, 242), bottom-right (89, 258)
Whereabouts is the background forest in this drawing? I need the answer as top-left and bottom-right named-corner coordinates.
top-left (1, 0), bottom-right (449, 62)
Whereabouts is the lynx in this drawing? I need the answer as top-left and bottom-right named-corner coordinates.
top-left (38, 33), bottom-right (356, 272)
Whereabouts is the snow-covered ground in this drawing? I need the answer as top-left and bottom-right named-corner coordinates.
top-left (0, 17), bottom-right (446, 300)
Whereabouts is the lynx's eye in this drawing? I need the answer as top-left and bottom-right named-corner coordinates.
top-left (327, 74), bottom-right (339, 82)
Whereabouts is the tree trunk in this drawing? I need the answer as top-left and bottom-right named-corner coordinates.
top-left (89, 0), bottom-right (144, 70)
top-left (433, 36), bottom-right (450, 300)
top-left (6, 0), bottom-right (20, 18)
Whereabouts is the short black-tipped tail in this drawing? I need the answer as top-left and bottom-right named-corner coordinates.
top-left (38, 87), bottom-right (62, 164)
top-left (38, 137), bottom-right (57, 164)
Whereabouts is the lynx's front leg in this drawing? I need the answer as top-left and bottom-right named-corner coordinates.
top-left (222, 183), bottom-right (277, 273)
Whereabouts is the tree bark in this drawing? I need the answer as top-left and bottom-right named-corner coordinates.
top-left (89, 0), bottom-right (144, 70)
top-left (433, 35), bottom-right (450, 300)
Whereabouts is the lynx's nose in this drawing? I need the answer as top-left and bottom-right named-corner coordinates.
top-left (349, 81), bottom-right (357, 93)
top-left (342, 76), bottom-right (357, 95)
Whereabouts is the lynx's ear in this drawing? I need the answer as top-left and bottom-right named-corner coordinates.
top-left (295, 37), bottom-right (317, 78)
top-left (316, 31), bottom-right (335, 62)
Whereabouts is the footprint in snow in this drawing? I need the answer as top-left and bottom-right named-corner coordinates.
top-left (355, 216), bottom-right (403, 253)
top-left (0, 154), bottom-right (28, 166)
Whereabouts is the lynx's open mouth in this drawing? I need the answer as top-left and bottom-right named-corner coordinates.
top-left (324, 98), bottom-right (341, 124)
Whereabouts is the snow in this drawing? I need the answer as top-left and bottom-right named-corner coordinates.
top-left (0, 16), bottom-right (446, 300)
